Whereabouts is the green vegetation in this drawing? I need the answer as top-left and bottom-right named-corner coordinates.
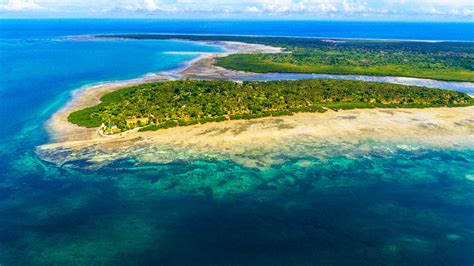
top-left (216, 53), bottom-right (474, 82)
top-left (214, 39), bottom-right (474, 82)
top-left (97, 34), bottom-right (474, 82)
top-left (68, 79), bottom-right (473, 133)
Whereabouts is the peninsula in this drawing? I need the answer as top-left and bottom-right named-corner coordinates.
top-left (98, 34), bottom-right (474, 82)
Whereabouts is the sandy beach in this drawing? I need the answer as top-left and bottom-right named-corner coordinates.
top-left (40, 39), bottom-right (474, 169)
top-left (177, 41), bottom-right (284, 79)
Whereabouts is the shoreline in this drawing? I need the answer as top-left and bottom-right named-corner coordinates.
top-left (45, 40), bottom-right (283, 142)
top-left (68, 35), bottom-right (474, 90)
top-left (45, 73), bottom-right (176, 142)
top-left (86, 33), bottom-right (474, 43)
top-left (39, 106), bottom-right (474, 169)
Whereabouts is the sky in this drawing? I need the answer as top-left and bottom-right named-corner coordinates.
top-left (0, 0), bottom-right (473, 21)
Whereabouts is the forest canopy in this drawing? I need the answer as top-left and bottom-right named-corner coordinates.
top-left (68, 79), bottom-right (473, 133)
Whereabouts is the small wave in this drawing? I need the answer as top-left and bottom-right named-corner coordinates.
top-left (163, 51), bottom-right (213, 55)
top-left (396, 144), bottom-right (420, 151)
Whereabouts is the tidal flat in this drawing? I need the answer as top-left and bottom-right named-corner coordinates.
top-left (38, 106), bottom-right (474, 170)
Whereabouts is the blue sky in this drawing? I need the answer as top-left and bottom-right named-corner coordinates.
top-left (1, 0), bottom-right (473, 21)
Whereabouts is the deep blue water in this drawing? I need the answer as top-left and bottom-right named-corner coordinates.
top-left (1, 19), bottom-right (473, 41)
top-left (0, 20), bottom-right (473, 265)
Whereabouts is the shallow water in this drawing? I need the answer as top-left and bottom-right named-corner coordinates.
top-left (1, 20), bottom-right (474, 265)
top-left (2, 144), bottom-right (474, 265)
top-left (242, 73), bottom-right (474, 95)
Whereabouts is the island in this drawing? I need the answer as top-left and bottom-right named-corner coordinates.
top-left (67, 79), bottom-right (473, 135)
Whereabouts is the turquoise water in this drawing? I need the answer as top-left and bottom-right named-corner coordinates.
top-left (1, 20), bottom-right (474, 265)
top-left (0, 37), bottom-right (220, 140)
top-left (2, 145), bottom-right (474, 265)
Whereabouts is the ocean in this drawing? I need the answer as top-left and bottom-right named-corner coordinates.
top-left (2, 19), bottom-right (474, 41)
top-left (0, 19), bottom-right (473, 265)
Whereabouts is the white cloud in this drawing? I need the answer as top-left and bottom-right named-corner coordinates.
top-left (143, 0), bottom-right (158, 11)
top-left (463, 9), bottom-right (474, 16)
top-left (342, 0), bottom-right (370, 13)
top-left (319, 1), bottom-right (338, 13)
top-left (0, 0), bottom-right (472, 19)
top-left (109, 0), bottom-right (178, 12)
top-left (247, 0), bottom-right (340, 14)
top-left (0, 0), bottom-right (45, 11)
top-left (423, 7), bottom-right (444, 15)
top-left (249, 0), bottom-right (304, 13)
top-left (246, 6), bottom-right (261, 13)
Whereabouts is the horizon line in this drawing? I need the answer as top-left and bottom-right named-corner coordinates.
top-left (1, 17), bottom-right (474, 23)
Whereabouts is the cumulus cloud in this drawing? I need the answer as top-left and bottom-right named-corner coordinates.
top-left (462, 9), bottom-right (473, 16)
top-left (246, 0), bottom-right (340, 14)
top-left (143, 0), bottom-right (158, 11)
top-left (0, 0), bottom-right (45, 11)
top-left (246, 6), bottom-right (261, 13)
top-left (342, 0), bottom-right (370, 13)
top-left (109, 0), bottom-right (178, 12)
